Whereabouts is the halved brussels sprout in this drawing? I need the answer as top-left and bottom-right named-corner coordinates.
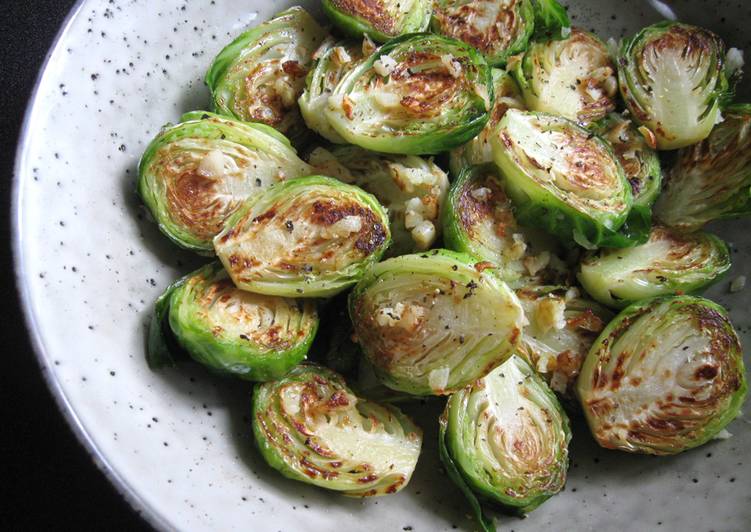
top-left (146, 263), bottom-right (319, 377)
top-left (299, 39), bottom-right (366, 144)
top-left (655, 104), bottom-right (751, 231)
top-left (430, 0), bottom-right (534, 67)
top-left (253, 363), bottom-right (422, 495)
top-left (578, 226), bottom-right (731, 309)
top-left (441, 164), bottom-right (568, 284)
top-left (214, 175), bottom-right (390, 298)
top-left (511, 28), bottom-right (617, 124)
top-left (349, 250), bottom-right (525, 395)
top-left (205, 7), bottom-right (326, 137)
top-left (138, 112), bottom-right (312, 253)
top-left (516, 286), bottom-right (613, 398)
top-left (325, 33), bottom-right (493, 155)
top-left (163, 263), bottom-right (319, 380)
top-left (491, 109), bottom-right (633, 249)
top-left (322, 0), bottom-right (431, 42)
top-left (577, 296), bottom-right (747, 455)
top-left (440, 355), bottom-right (571, 524)
top-left (617, 22), bottom-right (729, 150)
top-left (449, 68), bottom-right (526, 174)
top-left (309, 146), bottom-right (449, 256)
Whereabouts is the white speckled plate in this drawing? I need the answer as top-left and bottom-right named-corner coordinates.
top-left (13, 1), bottom-right (751, 530)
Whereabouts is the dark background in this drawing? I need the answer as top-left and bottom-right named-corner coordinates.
top-left (1, 2), bottom-right (148, 529)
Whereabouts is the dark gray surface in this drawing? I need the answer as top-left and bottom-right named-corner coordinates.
top-left (1, 2), bottom-right (148, 529)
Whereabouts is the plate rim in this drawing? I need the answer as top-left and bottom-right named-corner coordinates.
top-left (11, 1), bottom-right (168, 529)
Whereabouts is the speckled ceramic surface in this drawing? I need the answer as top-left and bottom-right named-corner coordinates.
top-left (13, 1), bottom-right (751, 530)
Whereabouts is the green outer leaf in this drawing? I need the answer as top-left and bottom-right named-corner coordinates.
top-left (214, 175), bottom-right (391, 298)
top-left (576, 296), bottom-right (748, 455)
top-left (167, 263), bottom-right (318, 381)
top-left (326, 33), bottom-right (493, 155)
top-left (491, 110), bottom-right (633, 249)
top-left (617, 21), bottom-right (728, 150)
top-left (442, 356), bottom-right (571, 516)
top-left (596, 204), bottom-right (651, 249)
top-left (349, 249), bottom-right (525, 395)
top-left (146, 272), bottom-right (192, 370)
top-left (252, 363), bottom-right (422, 495)
top-left (322, 0), bottom-right (432, 43)
top-left (137, 111), bottom-right (311, 253)
top-left (578, 227), bottom-right (732, 309)
top-left (532, 0), bottom-right (571, 41)
top-left (430, 0), bottom-right (535, 67)
top-left (179, 111), bottom-right (295, 148)
top-left (438, 411), bottom-right (495, 532)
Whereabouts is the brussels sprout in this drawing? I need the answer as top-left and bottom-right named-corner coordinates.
top-left (592, 113), bottom-right (662, 210)
top-left (325, 33), bottom-right (493, 155)
top-left (442, 164), bottom-right (568, 284)
top-left (655, 104), bottom-right (751, 231)
top-left (160, 263), bottom-right (318, 380)
top-left (205, 7), bottom-right (326, 137)
top-left (299, 39), bottom-right (366, 144)
top-left (591, 113), bottom-right (663, 244)
top-left (516, 286), bottom-right (613, 398)
top-left (214, 175), bottom-right (390, 298)
top-left (349, 250), bottom-right (525, 395)
top-left (449, 69), bottom-right (526, 174)
top-left (578, 226), bottom-right (731, 309)
top-left (577, 296), bottom-right (747, 455)
top-left (138, 112), bottom-right (312, 253)
top-left (491, 109), bottom-right (633, 249)
top-left (253, 363), bottom-right (422, 495)
top-left (430, 0), bottom-right (535, 67)
top-left (322, 0), bottom-right (431, 42)
top-left (617, 22), bottom-right (729, 150)
top-left (440, 355), bottom-right (571, 523)
top-left (308, 146), bottom-right (449, 256)
top-left (512, 28), bottom-right (618, 124)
